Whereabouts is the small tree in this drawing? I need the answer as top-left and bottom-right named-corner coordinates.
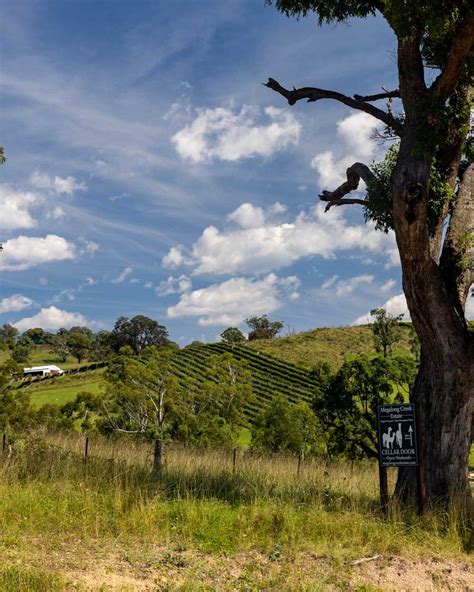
top-left (220, 326), bottom-right (246, 345)
top-left (49, 329), bottom-right (70, 363)
top-left (245, 315), bottom-right (284, 340)
top-left (102, 347), bottom-right (179, 471)
top-left (252, 395), bottom-right (319, 456)
top-left (67, 329), bottom-right (93, 363)
top-left (370, 308), bottom-right (403, 358)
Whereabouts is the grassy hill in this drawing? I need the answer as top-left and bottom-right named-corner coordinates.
top-left (246, 324), bottom-right (414, 370)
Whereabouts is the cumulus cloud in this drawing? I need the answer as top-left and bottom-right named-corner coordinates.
top-left (228, 203), bottom-right (266, 229)
top-left (167, 273), bottom-right (299, 326)
top-left (311, 112), bottom-right (383, 191)
top-left (0, 294), bottom-right (35, 314)
top-left (30, 171), bottom-right (87, 196)
top-left (156, 275), bottom-right (192, 297)
top-left (322, 274), bottom-right (374, 297)
top-left (0, 186), bottom-right (38, 229)
top-left (163, 203), bottom-right (396, 276)
top-left (111, 267), bottom-right (133, 283)
top-left (172, 105), bottom-right (300, 163)
top-left (353, 293), bottom-right (411, 325)
top-left (14, 306), bottom-right (90, 332)
top-left (162, 246), bottom-right (191, 269)
top-left (0, 235), bottom-right (76, 271)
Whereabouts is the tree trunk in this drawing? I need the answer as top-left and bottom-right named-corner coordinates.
top-left (395, 350), bottom-right (473, 505)
top-left (153, 439), bottom-right (164, 473)
top-left (391, 124), bottom-right (473, 507)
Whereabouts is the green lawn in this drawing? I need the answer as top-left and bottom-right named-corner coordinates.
top-left (27, 380), bottom-right (104, 408)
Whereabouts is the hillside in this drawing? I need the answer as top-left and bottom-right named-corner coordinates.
top-left (172, 343), bottom-right (318, 423)
top-left (246, 324), bottom-right (414, 370)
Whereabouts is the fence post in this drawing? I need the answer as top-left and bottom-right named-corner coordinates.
top-left (297, 453), bottom-right (303, 478)
top-left (84, 436), bottom-right (89, 463)
top-left (232, 448), bottom-right (237, 474)
top-left (2, 433), bottom-right (5, 454)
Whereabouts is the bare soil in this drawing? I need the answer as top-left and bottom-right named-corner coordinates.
top-left (9, 539), bottom-right (472, 591)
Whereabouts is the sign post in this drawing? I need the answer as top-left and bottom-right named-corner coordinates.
top-left (377, 403), bottom-right (424, 514)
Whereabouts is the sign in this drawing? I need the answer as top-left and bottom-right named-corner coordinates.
top-left (377, 404), bottom-right (418, 467)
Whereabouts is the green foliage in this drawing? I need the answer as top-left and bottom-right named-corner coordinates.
top-left (0, 324), bottom-right (18, 349)
top-left (265, 1), bottom-right (378, 24)
top-left (252, 395), bottom-right (320, 455)
top-left (369, 308), bottom-right (403, 358)
top-left (0, 360), bottom-right (31, 431)
top-left (110, 315), bottom-right (170, 354)
top-left (220, 326), bottom-right (246, 344)
top-left (102, 347), bottom-right (178, 440)
top-left (245, 315), bottom-right (284, 340)
top-left (314, 354), bottom-right (417, 459)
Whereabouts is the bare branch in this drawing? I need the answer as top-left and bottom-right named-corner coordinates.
top-left (353, 90), bottom-right (400, 102)
top-left (264, 78), bottom-right (402, 133)
top-left (431, 11), bottom-right (474, 100)
top-left (319, 162), bottom-right (376, 212)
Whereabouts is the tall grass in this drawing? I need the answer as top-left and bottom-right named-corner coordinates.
top-left (0, 431), bottom-right (470, 560)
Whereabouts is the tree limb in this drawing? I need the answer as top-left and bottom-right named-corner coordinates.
top-left (431, 11), bottom-right (474, 100)
top-left (319, 162), bottom-right (376, 212)
top-left (354, 90), bottom-right (400, 102)
top-left (264, 78), bottom-right (402, 133)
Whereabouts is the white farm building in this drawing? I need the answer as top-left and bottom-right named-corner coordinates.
top-left (23, 365), bottom-right (64, 378)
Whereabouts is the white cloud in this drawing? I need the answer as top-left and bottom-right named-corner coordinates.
top-left (162, 246), bottom-right (191, 269)
top-left (172, 105), bottom-right (300, 163)
top-left (311, 112), bottom-right (383, 190)
top-left (380, 279), bottom-right (397, 293)
top-left (30, 171), bottom-right (87, 196)
top-left (156, 275), bottom-right (192, 297)
top-left (0, 235), bottom-right (76, 271)
top-left (228, 203), bottom-right (266, 229)
top-left (167, 273), bottom-right (298, 326)
top-left (52, 277), bottom-right (96, 303)
top-left (353, 293), bottom-right (410, 325)
top-left (0, 186), bottom-right (38, 229)
top-left (14, 306), bottom-right (90, 332)
top-left (0, 294), bottom-right (35, 314)
top-left (172, 203), bottom-right (396, 276)
top-left (111, 266), bottom-right (133, 283)
top-left (322, 274), bottom-right (374, 297)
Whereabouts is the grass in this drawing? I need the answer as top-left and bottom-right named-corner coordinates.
top-left (0, 432), bottom-right (471, 590)
top-left (26, 380), bottom-right (105, 408)
top-left (246, 325), bottom-right (413, 370)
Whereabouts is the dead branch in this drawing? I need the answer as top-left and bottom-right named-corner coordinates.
top-left (319, 162), bottom-right (376, 212)
top-left (264, 78), bottom-right (402, 133)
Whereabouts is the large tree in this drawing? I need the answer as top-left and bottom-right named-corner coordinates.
top-left (265, 1), bottom-right (474, 506)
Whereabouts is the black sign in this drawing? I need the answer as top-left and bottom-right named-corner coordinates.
top-left (377, 404), bottom-right (418, 467)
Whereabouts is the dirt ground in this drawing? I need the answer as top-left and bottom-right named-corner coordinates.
top-left (46, 544), bottom-right (474, 591)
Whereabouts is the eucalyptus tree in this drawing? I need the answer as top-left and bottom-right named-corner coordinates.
top-left (265, 1), bottom-right (473, 504)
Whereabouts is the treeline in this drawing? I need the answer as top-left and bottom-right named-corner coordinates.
top-left (0, 315), bottom-right (173, 365)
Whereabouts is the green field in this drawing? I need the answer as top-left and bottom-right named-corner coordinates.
top-left (0, 344), bottom-right (85, 371)
top-left (26, 380), bottom-right (105, 408)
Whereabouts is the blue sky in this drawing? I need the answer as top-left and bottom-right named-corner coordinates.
top-left (3, 0), bottom-right (464, 344)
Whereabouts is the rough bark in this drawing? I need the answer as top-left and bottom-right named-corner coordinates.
top-left (153, 438), bottom-right (164, 473)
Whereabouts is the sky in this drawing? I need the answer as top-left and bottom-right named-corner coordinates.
top-left (1, 0), bottom-right (472, 344)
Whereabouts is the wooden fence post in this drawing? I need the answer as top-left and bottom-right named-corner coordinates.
top-left (379, 466), bottom-right (389, 514)
top-left (2, 433), bottom-right (5, 454)
top-left (297, 453), bottom-right (303, 477)
top-left (84, 436), bottom-right (89, 463)
top-left (232, 448), bottom-right (237, 474)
